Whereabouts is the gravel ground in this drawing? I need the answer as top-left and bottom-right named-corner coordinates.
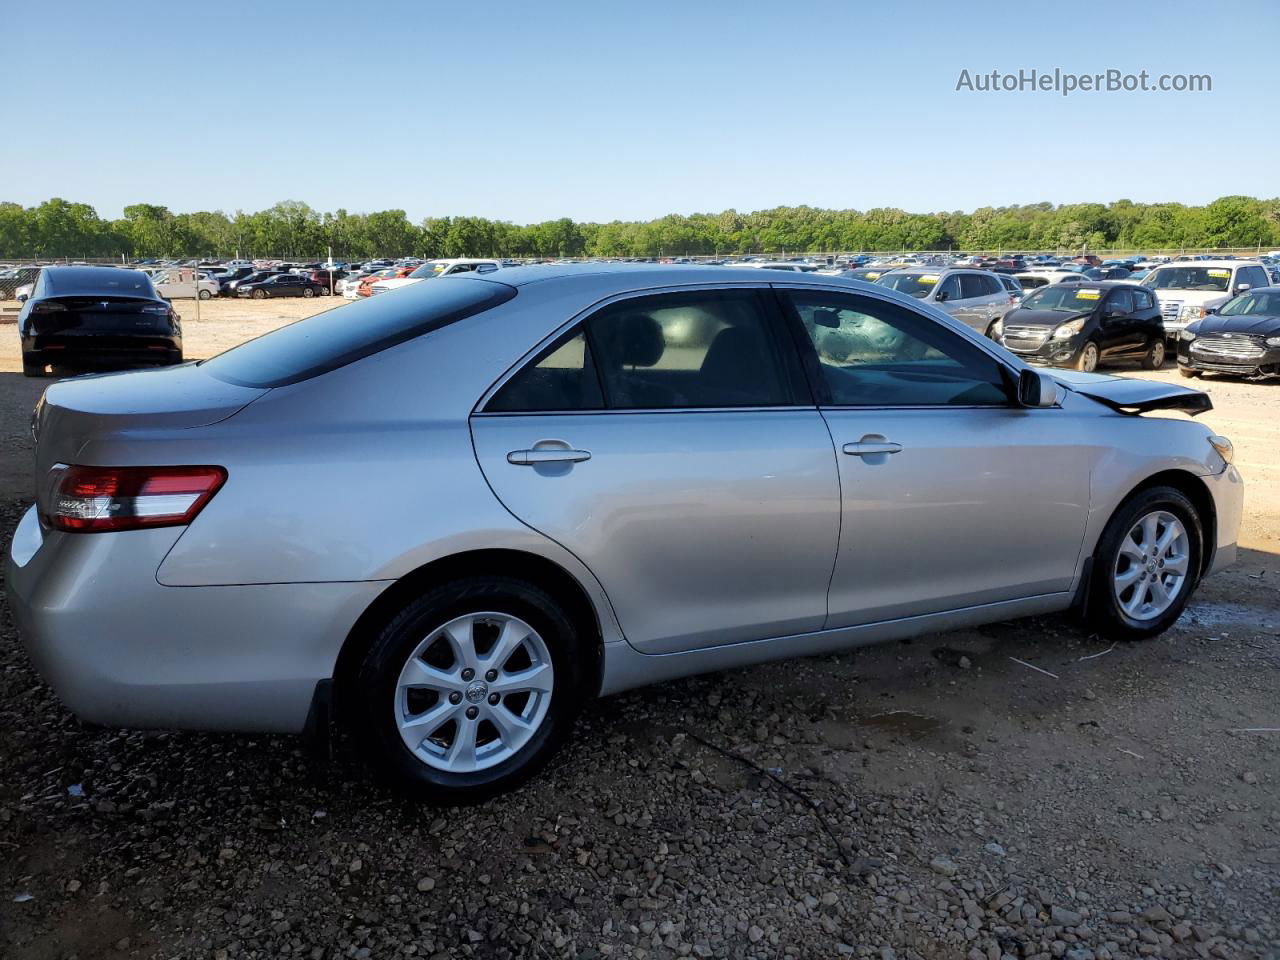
top-left (0, 299), bottom-right (1276, 959)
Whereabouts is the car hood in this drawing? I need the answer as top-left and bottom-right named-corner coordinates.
top-left (1193, 313), bottom-right (1280, 336)
top-left (1006, 308), bottom-right (1091, 327)
top-left (1048, 370), bottom-right (1211, 416)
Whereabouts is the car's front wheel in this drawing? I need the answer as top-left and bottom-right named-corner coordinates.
top-left (1087, 486), bottom-right (1202, 641)
top-left (1141, 337), bottom-right (1166, 370)
top-left (352, 577), bottom-right (585, 802)
top-left (198, 289), bottom-right (212, 300)
top-left (252, 289), bottom-right (267, 299)
top-left (303, 287), bottom-right (315, 298)
top-left (1075, 340), bottom-right (1100, 372)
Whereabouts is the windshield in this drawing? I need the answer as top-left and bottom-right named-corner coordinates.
top-left (875, 272), bottom-right (941, 299)
top-left (1218, 291), bottom-right (1280, 317)
top-left (408, 261), bottom-right (451, 280)
top-left (1020, 285), bottom-right (1103, 312)
top-left (1142, 266), bottom-right (1232, 292)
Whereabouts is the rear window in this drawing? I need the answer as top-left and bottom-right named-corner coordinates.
top-left (202, 277), bottom-right (517, 387)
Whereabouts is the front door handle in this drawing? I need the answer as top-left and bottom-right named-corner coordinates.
top-left (507, 447), bottom-right (592, 466)
top-left (842, 438), bottom-right (903, 457)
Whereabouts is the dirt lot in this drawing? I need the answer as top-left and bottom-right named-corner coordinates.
top-left (0, 298), bottom-right (1276, 960)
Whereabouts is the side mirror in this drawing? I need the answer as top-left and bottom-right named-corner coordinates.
top-left (1205, 306), bottom-right (1218, 315)
top-left (935, 290), bottom-right (949, 303)
top-left (16, 292), bottom-right (28, 303)
top-left (1018, 368), bottom-right (1060, 408)
top-left (1233, 284), bottom-right (1250, 295)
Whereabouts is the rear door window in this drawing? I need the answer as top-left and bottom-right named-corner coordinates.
top-left (958, 274), bottom-right (989, 300)
top-left (587, 289), bottom-right (802, 409)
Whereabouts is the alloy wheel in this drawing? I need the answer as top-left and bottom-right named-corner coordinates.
top-left (1112, 510), bottom-right (1190, 621)
top-left (1078, 342), bottom-right (1099, 372)
top-left (393, 613), bottom-right (554, 773)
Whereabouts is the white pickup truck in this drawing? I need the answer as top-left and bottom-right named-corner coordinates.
top-left (1141, 260), bottom-right (1272, 338)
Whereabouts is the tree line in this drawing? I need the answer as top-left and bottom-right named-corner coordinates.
top-left (3, 195), bottom-right (1280, 261)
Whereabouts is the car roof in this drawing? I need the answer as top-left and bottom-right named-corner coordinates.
top-left (1152, 259), bottom-right (1262, 268)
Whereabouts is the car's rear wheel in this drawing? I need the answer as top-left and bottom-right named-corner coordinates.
top-left (1086, 486), bottom-right (1202, 641)
top-left (352, 577), bottom-right (585, 802)
top-left (1179, 367), bottom-right (1201, 379)
top-left (252, 289), bottom-right (267, 299)
top-left (1075, 340), bottom-right (1100, 372)
top-left (22, 353), bottom-right (45, 377)
top-left (1141, 337), bottom-right (1166, 370)
top-left (303, 287), bottom-right (315, 298)
top-left (198, 289), bottom-right (212, 300)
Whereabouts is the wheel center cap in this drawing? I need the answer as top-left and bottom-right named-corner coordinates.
top-left (464, 680), bottom-right (488, 704)
top-left (1146, 561), bottom-right (1158, 575)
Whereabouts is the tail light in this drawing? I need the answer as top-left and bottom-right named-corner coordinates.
top-left (41, 465), bottom-right (227, 533)
top-left (31, 301), bottom-right (67, 314)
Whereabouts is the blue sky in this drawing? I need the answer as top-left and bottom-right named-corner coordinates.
top-left (6, 0), bottom-right (1275, 223)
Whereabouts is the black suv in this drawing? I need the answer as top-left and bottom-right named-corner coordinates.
top-left (995, 281), bottom-right (1166, 372)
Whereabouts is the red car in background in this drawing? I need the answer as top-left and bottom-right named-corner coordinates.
top-left (356, 266), bottom-right (414, 297)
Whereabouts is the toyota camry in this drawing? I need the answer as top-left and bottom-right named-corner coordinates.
top-left (6, 266), bottom-right (1243, 800)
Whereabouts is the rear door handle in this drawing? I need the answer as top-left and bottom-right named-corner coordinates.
top-left (842, 439), bottom-right (903, 457)
top-left (507, 448), bottom-right (592, 466)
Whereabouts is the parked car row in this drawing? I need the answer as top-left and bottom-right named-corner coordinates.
top-left (851, 258), bottom-right (1280, 378)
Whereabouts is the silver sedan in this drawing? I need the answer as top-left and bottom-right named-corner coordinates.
top-left (6, 266), bottom-right (1244, 800)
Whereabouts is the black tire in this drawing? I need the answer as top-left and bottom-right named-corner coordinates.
top-left (252, 288), bottom-right (267, 300)
top-left (1086, 486), bottom-right (1203, 641)
top-left (1179, 367), bottom-right (1201, 379)
top-left (352, 576), bottom-right (586, 802)
top-left (168, 352), bottom-right (184, 366)
top-left (302, 287), bottom-right (315, 298)
top-left (1075, 340), bottom-right (1100, 372)
top-left (1140, 337), bottom-right (1166, 370)
top-left (198, 289), bottom-right (212, 300)
top-left (22, 354), bottom-right (45, 377)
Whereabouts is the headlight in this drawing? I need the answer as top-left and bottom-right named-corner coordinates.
top-left (1180, 305), bottom-right (1207, 320)
top-left (1053, 318), bottom-right (1086, 339)
top-left (1208, 434), bottom-right (1233, 465)
top-left (1180, 329), bottom-right (1198, 341)
top-left (1267, 335), bottom-right (1280, 348)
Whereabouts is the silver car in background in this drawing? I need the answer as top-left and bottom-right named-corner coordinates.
top-left (7, 266), bottom-right (1243, 801)
top-left (873, 266), bottom-right (1017, 336)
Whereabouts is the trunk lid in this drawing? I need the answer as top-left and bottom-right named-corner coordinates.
top-left (1049, 370), bottom-right (1212, 416)
top-left (32, 364), bottom-right (268, 478)
top-left (29, 295), bottom-right (172, 335)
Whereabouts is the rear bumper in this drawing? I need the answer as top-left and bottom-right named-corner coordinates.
top-left (25, 334), bottom-right (181, 366)
top-left (6, 506), bottom-right (385, 734)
